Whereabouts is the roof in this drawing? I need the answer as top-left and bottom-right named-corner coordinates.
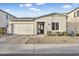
top-left (11, 20), bottom-right (34, 21)
top-left (11, 13), bottom-right (66, 21)
top-left (35, 13), bottom-right (66, 19)
top-left (0, 9), bottom-right (17, 18)
top-left (17, 17), bottom-right (35, 19)
top-left (11, 17), bottom-right (35, 21)
top-left (67, 7), bottom-right (79, 14)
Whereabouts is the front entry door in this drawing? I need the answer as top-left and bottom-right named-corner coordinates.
top-left (37, 22), bottom-right (44, 34)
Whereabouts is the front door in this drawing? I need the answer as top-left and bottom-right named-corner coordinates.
top-left (37, 22), bottom-right (44, 34)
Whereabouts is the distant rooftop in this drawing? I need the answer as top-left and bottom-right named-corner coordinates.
top-left (0, 9), bottom-right (17, 18)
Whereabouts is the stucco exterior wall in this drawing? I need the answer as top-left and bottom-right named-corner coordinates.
top-left (0, 11), bottom-right (8, 28)
top-left (7, 19), bottom-right (35, 35)
top-left (67, 22), bottom-right (79, 34)
top-left (67, 8), bottom-right (79, 22)
top-left (35, 14), bottom-right (66, 35)
top-left (52, 14), bottom-right (66, 32)
top-left (0, 11), bottom-right (15, 28)
top-left (67, 8), bottom-right (79, 34)
top-left (35, 15), bottom-right (52, 35)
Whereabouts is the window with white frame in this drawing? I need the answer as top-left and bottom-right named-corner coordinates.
top-left (77, 11), bottom-right (79, 17)
top-left (52, 22), bottom-right (59, 30)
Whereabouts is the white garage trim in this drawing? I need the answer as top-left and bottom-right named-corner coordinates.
top-left (12, 23), bottom-right (34, 34)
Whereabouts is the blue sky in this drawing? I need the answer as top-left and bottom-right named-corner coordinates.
top-left (0, 3), bottom-right (79, 17)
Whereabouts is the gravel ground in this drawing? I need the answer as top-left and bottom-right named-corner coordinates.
top-left (0, 35), bottom-right (79, 44)
top-left (26, 36), bottom-right (79, 44)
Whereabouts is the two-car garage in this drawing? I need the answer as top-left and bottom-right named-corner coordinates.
top-left (8, 18), bottom-right (35, 35)
top-left (13, 23), bottom-right (34, 34)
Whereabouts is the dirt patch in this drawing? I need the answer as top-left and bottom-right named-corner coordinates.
top-left (26, 36), bottom-right (79, 44)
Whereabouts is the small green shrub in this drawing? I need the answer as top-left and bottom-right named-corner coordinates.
top-left (56, 32), bottom-right (62, 36)
top-left (0, 28), bottom-right (6, 34)
top-left (52, 32), bottom-right (57, 36)
top-left (62, 32), bottom-right (69, 36)
top-left (46, 31), bottom-right (69, 36)
top-left (47, 31), bottom-right (63, 36)
top-left (0, 29), bottom-right (4, 34)
top-left (76, 33), bottom-right (79, 36)
top-left (46, 31), bottom-right (52, 36)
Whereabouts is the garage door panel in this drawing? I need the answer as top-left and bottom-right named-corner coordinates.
top-left (13, 23), bottom-right (34, 34)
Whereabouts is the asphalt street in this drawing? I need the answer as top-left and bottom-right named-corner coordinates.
top-left (0, 44), bottom-right (79, 55)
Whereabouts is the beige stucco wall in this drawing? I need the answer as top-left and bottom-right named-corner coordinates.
top-left (52, 14), bottom-right (66, 32)
top-left (0, 11), bottom-right (9, 28)
top-left (35, 14), bottom-right (66, 35)
top-left (67, 8), bottom-right (79, 34)
top-left (67, 22), bottom-right (79, 34)
top-left (0, 11), bottom-right (15, 28)
top-left (7, 19), bottom-right (35, 35)
top-left (35, 15), bottom-right (52, 35)
top-left (67, 8), bottom-right (79, 22)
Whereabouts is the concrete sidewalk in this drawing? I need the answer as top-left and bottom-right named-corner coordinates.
top-left (0, 44), bottom-right (79, 55)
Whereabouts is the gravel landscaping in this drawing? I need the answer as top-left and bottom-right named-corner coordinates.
top-left (0, 35), bottom-right (79, 44)
top-left (26, 36), bottom-right (79, 44)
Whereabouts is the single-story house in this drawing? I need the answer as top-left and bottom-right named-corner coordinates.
top-left (7, 13), bottom-right (66, 35)
top-left (1, 7), bottom-right (79, 35)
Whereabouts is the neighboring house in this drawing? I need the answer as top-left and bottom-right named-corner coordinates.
top-left (0, 9), bottom-right (17, 34)
top-left (67, 8), bottom-right (79, 34)
top-left (1, 7), bottom-right (79, 35)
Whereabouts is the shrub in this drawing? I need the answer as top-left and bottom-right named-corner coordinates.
top-left (76, 33), bottom-right (79, 36)
top-left (0, 28), bottom-right (6, 34)
top-left (55, 32), bottom-right (62, 36)
top-left (46, 31), bottom-right (52, 36)
top-left (52, 32), bottom-right (57, 36)
top-left (62, 32), bottom-right (69, 36)
top-left (46, 31), bottom-right (62, 36)
top-left (0, 28), bottom-right (3, 34)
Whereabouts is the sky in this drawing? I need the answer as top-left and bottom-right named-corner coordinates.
top-left (0, 3), bottom-right (79, 17)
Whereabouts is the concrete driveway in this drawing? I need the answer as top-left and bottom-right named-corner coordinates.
top-left (0, 35), bottom-right (30, 44)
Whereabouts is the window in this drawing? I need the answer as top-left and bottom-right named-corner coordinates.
top-left (6, 15), bottom-right (8, 19)
top-left (52, 23), bottom-right (55, 30)
top-left (56, 23), bottom-right (59, 30)
top-left (74, 12), bottom-right (76, 18)
top-left (52, 22), bottom-right (59, 30)
top-left (77, 11), bottom-right (79, 17)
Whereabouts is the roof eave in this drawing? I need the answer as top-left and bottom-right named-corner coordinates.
top-left (0, 9), bottom-right (17, 18)
top-left (67, 7), bottom-right (79, 15)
